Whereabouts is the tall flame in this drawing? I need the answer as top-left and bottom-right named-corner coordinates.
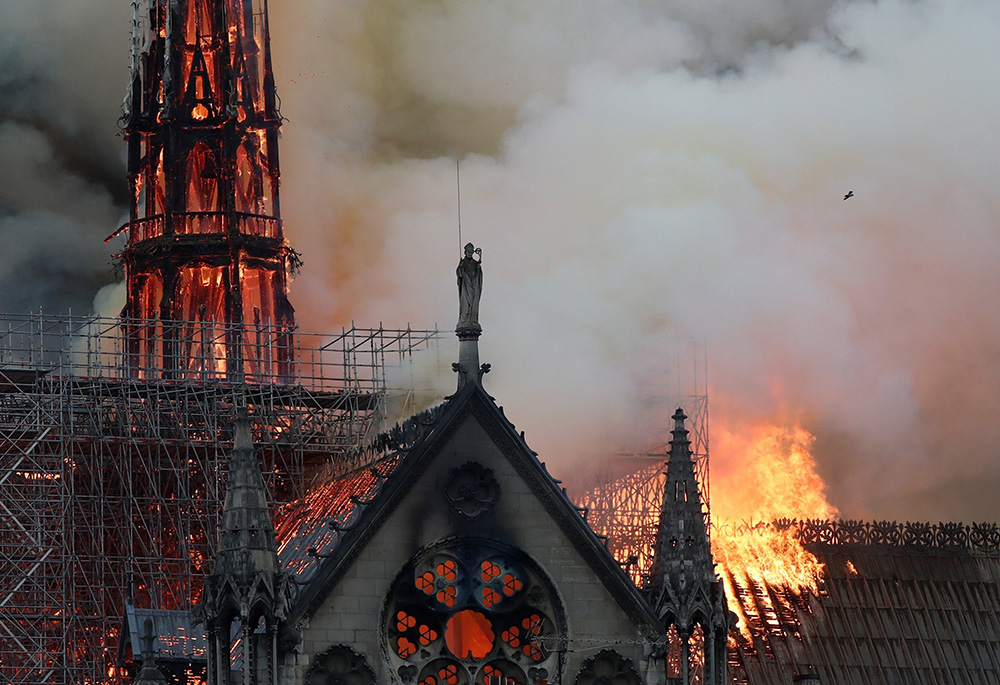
top-left (711, 419), bottom-right (839, 633)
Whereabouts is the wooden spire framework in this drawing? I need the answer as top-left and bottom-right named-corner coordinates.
top-left (117, 0), bottom-right (296, 382)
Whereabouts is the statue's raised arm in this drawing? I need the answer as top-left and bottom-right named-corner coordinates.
top-left (456, 243), bottom-right (482, 332)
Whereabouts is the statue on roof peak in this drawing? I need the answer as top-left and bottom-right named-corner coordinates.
top-left (457, 243), bottom-right (482, 333)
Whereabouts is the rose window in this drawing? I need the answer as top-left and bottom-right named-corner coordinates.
top-left (384, 540), bottom-right (563, 685)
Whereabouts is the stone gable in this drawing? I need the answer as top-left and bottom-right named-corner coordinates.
top-left (292, 390), bottom-right (657, 684)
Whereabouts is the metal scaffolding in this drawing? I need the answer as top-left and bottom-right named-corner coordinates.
top-left (0, 312), bottom-right (444, 685)
top-left (568, 337), bottom-right (709, 585)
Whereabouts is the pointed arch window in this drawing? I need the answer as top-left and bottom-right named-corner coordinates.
top-left (675, 481), bottom-right (688, 503)
top-left (240, 262), bottom-right (283, 381)
top-left (176, 264), bottom-right (228, 378)
top-left (665, 624), bottom-right (706, 684)
top-left (130, 272), bottom-right (163, 377)
top-left (235, 135), bottom-right (266, 215)
top-left (185, 143), bottom-right (219, 215)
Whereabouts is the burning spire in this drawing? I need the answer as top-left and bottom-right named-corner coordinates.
top-left (116, 0), bottom-right (296, 381)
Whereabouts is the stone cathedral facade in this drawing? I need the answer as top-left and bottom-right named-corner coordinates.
top-left (141, 320), bottom-right (730, 685)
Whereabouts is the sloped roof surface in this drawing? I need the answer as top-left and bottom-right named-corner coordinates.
top-left (117, 602), bottom-right (207, 664)
top-left (273, 401), bottom-right (454, 581)
top-left (275, 382), bottom-right (661, 631)
top-left (728, 521), bottom-right (1000, 685)
top-left (275, 453), bottom-right (403, 579)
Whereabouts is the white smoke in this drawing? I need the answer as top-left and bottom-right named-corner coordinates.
top-left (3, 0), bottom-right (999, 521)
top-left (273, 0), bottom-right (1000, 521)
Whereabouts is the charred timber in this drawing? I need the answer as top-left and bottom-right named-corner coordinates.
top-left (120, 0), bottom-right (296, 380)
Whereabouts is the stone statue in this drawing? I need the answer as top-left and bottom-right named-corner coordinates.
top-left (456, 243), bottom-right (482, 332)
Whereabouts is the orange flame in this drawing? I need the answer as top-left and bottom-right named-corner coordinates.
top-left (711, 419), bottom-right (839, 634)
top-left (712, 420), bottom-right (837, 523)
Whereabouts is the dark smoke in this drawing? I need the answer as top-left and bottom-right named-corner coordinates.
top-left (0, 1), bottom-right (130, 313)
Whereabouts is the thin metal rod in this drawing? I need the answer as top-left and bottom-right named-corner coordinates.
top-left (457, 158), bottom-right (463, 251)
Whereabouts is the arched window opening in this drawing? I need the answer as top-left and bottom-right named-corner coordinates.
top-left (130, 273), bottom-right (163, 378)
top-left (153, 148), bottom-right (166, 217)
top-left (675, 481), bottom-right (688, 502)
top-left (665, 623), bottom-right (707, 685)
top-left (134, 169), bottom-right (146, 220)
top-left (666, 625), bottom-right (682, 679)
top-left (689, 624), bottom-right (705, 685)
top-left (185, 143), bottom-right (219, 216)
top-left (136, 144), bottom-right (166, 223)
top-left (240, 263), bottom-right (283, 381)
top-left (235, 137), bottom-right (264, 215)
top-left (176, 264), bottom-right (228, 378)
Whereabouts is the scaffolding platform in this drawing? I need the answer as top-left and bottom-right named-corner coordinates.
top-left (0, 313), bottom-right (444, 685)
top-left (567, 337), bottom-right (709, 585)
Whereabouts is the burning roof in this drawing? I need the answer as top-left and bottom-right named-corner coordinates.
top-left (723, 519), bottom-right (1000, 683)
top-left (274, 402), bottom-right (450, 581)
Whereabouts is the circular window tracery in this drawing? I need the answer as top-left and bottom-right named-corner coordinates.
top-left (444, 463), bottom-right (501, 519)
top-left (383, 539), bottom-right (564, 685)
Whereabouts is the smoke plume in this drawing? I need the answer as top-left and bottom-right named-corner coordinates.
top-left (3, 0), bottom-right (1000, 521)
top-left (0, 2), bottom-right (129, 312)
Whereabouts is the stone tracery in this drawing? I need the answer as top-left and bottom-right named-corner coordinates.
top-left (306, 644), bottom-right (377, 685)
top-left (384, 540), bottom-right (563, 685)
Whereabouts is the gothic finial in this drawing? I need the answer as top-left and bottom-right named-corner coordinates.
top-left (672, 407), bottom-right (687, 431)
top-left (132, 617), bottom-right (167, 685)
top-left (671, 408), bottom-right (690, 443)
top-left (141, 617), bottom-right (155, 659)
top-left (234, 410), bottom-right (252, 451)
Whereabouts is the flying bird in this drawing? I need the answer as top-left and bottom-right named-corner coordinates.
top-left (843, 190), bottom-right (854, 200)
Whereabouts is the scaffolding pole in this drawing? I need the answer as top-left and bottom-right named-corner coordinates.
top-left (0, 313), bottom-right (443, 685)
top-left (568, 337), bottom-right (709, 586)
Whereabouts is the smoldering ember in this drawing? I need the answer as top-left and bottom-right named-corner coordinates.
top-left (1, 1), bottom-right (1000, 684)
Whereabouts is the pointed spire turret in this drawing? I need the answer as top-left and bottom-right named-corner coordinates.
top-left (198, 411), bottom-right (292, 684)
top-left (215, 415), bottom-right (281, 581)
top-left (647, 408), bottom-right (730, 685)
top-left (649, 409), bottom-right (714, 594)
